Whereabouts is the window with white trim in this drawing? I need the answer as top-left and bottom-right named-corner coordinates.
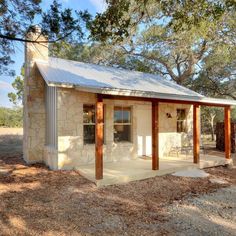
top-left (114, 106), bottom-right (132, 142)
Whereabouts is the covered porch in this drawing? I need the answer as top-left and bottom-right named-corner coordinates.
top-left (78, 154), bottom-right (232, 186)
top-left (89, 94), bottom-right (233, 186)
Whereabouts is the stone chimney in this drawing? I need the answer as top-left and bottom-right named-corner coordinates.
top-left (23, 27), bottom-right (48, 163)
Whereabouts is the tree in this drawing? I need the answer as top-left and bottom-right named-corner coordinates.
top-left (201, 107), bottom-right (219, 141)
top-left (0, 107), bottom-right (23, 127)
top-left (89, 0), bottom-right (236, 86)
top-left (192, 45), bottom-right (236, 99)
top-left (50, 40), bottom-right (154, 74)
top-left (87, 0), bottom-right (236, 143)
top-left (8, 66), bottom-right (24, 106)
top-left (0, 0), bottom-right (91, 76)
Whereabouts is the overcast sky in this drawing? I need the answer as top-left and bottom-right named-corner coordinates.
top-left (0, 0), bottom-right (106, 108)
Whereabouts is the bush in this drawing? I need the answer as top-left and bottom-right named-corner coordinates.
top-left (0, 107), bottom-right (23, 127)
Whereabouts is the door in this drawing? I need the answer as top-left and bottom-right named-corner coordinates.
top-left (137, 105), bottom-right (152, 157)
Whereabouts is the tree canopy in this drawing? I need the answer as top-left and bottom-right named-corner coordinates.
top-left (0, 0), bottom-right (90, 76)
top-left (88, 0), bottom-right (236, 91)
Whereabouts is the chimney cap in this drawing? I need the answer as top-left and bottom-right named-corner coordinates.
top-left (27, 25), bottom-right (42, 35)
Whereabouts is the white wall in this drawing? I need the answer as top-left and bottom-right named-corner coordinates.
top-left (136, 105), bottom-right (152, 157)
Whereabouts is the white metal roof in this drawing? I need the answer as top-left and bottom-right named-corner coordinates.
top-left (36, 57), bottom-right (236, 106)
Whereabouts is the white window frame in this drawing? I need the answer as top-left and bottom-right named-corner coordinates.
top-left (113, 106), bottom-right (132, 143)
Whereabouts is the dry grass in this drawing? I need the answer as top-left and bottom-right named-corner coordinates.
top-left (0, 128), bottom-right (235, 235)
top-left (0, 128), bottom-right (23, 155)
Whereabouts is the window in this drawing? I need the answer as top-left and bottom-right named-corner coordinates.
top-left (177, 109), bottom-right (187, 133)
top-left (83, 105), bottom-right (95, 144)
top-left (114, 106), bottom-right (132, 142)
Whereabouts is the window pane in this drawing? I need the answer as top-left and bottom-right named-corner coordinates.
top-left (177, 121), bottom-right (182, 133)
top-left (177, 121), bottom-right (186, 133)
top-left (123, 108), bottom-right (131, 123)
top-left (83, 105), bottom-right (95, 123)
top-left (114, 107), bottom-right (123, 123)
top-left (177, 109), bottom-right (186, 120)
top-left (83, 125), bottom-right (95, 144)
top-left (114, 125), bottom-right (131, 142)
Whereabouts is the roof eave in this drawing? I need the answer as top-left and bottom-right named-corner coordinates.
top-left (46, 81), bottom-right (235, 106)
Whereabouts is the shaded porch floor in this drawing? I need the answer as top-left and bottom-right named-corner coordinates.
top-left (77, 154), bottom-right (232, 187)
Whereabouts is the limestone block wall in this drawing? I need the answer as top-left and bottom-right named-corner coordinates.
top-left (56, 88), bottom-right (194, 169)
top-left (159, 103), bottom-right (193, 157)
top-left (44, 146), bottom-right (58, 169)
top-left (57, 89), bottom-right (95, 169)
top-left (57, 89), bottom-right (139, 169)
top-left (23, 67), bottom-right (46, 163)
top-left (23, 29), bottom-right (48, 163)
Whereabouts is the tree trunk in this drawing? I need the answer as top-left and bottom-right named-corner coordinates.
top-left (210, 114), bottom-right (216, 141)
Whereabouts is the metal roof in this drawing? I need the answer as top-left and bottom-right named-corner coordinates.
top-left (36, 57), bottom-right (236, 106)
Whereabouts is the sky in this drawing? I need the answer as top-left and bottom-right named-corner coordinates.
top-left (0, 0), bottom-right (107, 108)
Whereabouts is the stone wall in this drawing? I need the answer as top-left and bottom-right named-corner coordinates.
top-left (23, 29), bottom-right (48, 163)
top-left (159, 103), bottom-right (193, 157)
top-left (23, 67), bottom-right (46, 163)
top-left (56, 88), bottom-right (194, 170)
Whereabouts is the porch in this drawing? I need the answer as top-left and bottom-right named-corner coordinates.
top-left (93, 94), bottom-right (232, 184)
top-left (78, 153), bottom-right (232, 187)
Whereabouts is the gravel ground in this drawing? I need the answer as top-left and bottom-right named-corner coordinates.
top-left (0, 130), bottom-right (236, 235)
top-left (164, 186), bottom-right (236, 236)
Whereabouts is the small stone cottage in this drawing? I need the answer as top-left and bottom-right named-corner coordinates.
top-left (23, 30), bottom-right (235, 181)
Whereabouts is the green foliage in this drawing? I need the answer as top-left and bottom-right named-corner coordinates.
top-left (86, 0), bottom-right (236, 138)
top-left (50, 41), bottom-right (100, 63)
top-left (0, 0), bottom-right (91, 75)
top-left (0, 0), bottom-right (41, 76)
top-left (8, 66), bottom-right (24, 105)
top-left (90, 0), bottom-right (236, 41)
top-left (41, 0), bottom-right (91, 43)
top-left (87, 0), bottom-right (236, 88)
top-left (0, 107), bottom-right (23, 127)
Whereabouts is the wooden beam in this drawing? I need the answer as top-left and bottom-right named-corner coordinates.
top-left (95, 95), bottom-right (104, 180)
top-left (101, 94), bottom-right (229, 107)
top-left (225, 106), bottom-right (231, 159)
top-left (193, 104), bottom-right (200, 164)
top-left (152, 102), bottom-right (159, 170)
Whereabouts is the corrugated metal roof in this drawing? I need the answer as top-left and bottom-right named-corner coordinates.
top-left (36, 57), bottom-right (236, 106)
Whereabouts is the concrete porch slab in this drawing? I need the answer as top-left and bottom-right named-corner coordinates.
top-left (77, 155), bottom-right (232, 187)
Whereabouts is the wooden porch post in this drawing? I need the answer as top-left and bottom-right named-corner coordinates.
top-left (224, 106), bottom-right (231, 159)
top-left (193, 104), bottom-right (200, 164)
top-left (95, 95), bottom-right (104, 180)
top-left (152, 101), bottom-right (159, 170)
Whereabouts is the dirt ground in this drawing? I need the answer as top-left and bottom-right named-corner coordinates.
top-left (0, 128), bottom-right (235, 235)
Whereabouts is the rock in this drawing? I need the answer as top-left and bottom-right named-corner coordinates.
top-left (225, 163), bottom-right (234, 169)
top-left (209, 178), bottom-right (228, 184)
top-left (0, 169), bottom-right (10, 176)
top-left (172, 169), bottom-right (209, 178)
